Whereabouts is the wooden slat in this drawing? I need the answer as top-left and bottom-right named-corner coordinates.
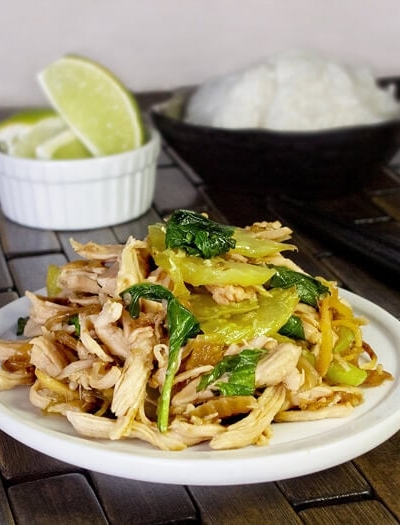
top-left (0, 431), bottom-right (78, 483)
top-left (284, 234), bottom-right (340, 282)
top-left (7, 473), bottom-right (108, 525)
top-left (0, 291), bottom-right (18, 308)
top-left (354, 431), bottom-right (400, 521)
top-left (113, 206), bottom-right (162, 243)
top-left (0, 480), bottom-right (14, 525)
top-left (165, 146), bottom-right (205, 185)
top-left (312, 192), bottom-right (390, 222)
top-left (321, 254), bottom-right (400, 318)
top-left (188, 483), bottom-right (302, 525)
top-left (277, 463), bottom-right (371, 509)
top-left (298, 500), bottom-right (399, 525)
top-left (8, 253), bottom-right (67, 295)
top-left (0, 210), bottom-right (60, 258)
top-left (91, 472), bottom-right (198, 524)
top-left (157, 148), bottom-right (175, 168)
top-left (371, 191), bottom-right (400, 221)
top-left (0, 251), bottom-right (13, 292)
top-left (153, 166), bottom-right (206, 214)
top-left (206, 187), bottom-right (269, 227)
top-left (364, 167), bottom-right (400, 192)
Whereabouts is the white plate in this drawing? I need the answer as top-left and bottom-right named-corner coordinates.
top-left (0, 289), bottom-right (399, 486)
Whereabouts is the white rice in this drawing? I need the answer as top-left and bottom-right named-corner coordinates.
top-left (185, 50), bottom-right (400, 131)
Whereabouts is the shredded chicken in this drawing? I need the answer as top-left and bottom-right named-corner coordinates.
top-left (115, 236), bottom-right (149, 295)
top-left (244, 220), bottom-right (293, 242)
top-left (0, 213), bottom-right (391, 452)
top-left (110, 326), bottom-right (155, 439)
top-left (92, 301), bottom-right (129, 359)
top-left (66, 411), bottom-right (117, 438)
top-left (30, 331), bottom-right (70, 377)
top-left (255, 342), bottom-right (302, 389)
top-left (23, 292), bottom-right (74, 337)
top-left (206, 284), bottom-right (257, 305)
top-left (70, 239), bottom-right (124, 261)
top-left (0, 367), bottom-right (34, 390)
top-left (58, 260), bottom-right (108, 296)
top-left (0, 340), bottom-right (31, 360)
top-left (274, 404), bottom-right (354, 422)
top-left (209, 385), bottom-right (286, 449)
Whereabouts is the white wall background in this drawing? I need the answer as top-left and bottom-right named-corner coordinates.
top-left (0, 0), bottom-right (399, 106)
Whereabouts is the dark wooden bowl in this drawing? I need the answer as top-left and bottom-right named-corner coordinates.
top-left (151, 79), bottom-right (400, 199)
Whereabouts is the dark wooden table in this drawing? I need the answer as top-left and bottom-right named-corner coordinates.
top-left (0, 99), bottom-right (400, 524)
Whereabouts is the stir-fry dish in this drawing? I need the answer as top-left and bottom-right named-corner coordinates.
top-left (0, 210), bottom-right (393, 450)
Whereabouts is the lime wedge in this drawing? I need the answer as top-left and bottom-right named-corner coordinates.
top-left (37, 55), bottom-right (147, 156)
top-left (0, 108), bottom-right (56, 154)
top-left (36, 128), bottom-right (92, 159)
top-left (10, 115), bottom-right (67, 158)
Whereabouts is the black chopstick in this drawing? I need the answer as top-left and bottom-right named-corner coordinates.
top-left (268, 195), bottom-right (400, 282)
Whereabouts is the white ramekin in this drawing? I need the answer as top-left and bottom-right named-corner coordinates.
top-left (0, 128), bottom-right (161, 230)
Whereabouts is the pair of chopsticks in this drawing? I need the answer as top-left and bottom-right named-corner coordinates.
top-left (268, 195), bottom-right (400, 282)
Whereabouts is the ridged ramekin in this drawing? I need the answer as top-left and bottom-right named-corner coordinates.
top-left (0, 128), bottom-right (160, 230)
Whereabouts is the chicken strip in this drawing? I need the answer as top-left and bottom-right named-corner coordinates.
top-left (70, 238), bottom-right (124, 261)
top-left (209, 385), bottom-right (286, 449)
top-left (110, 326), bottom-right (156, 439)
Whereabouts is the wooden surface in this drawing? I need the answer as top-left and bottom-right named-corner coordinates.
top-left (0, 104), bottom-right (400, 524)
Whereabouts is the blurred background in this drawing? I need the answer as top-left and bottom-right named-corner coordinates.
top-left (0, 0), bottom-right (399, 106)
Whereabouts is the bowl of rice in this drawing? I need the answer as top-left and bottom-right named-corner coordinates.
top-left (151, 51), bottom-right (400, 198)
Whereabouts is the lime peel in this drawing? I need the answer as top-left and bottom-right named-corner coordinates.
top-left (10, 116), bottom-right (67, 158)
top-left (0, 108), bottom-right (57, 154)
top-left (36, 129), bottom-right (92, 159)
top-left (37, 55), bottom-right (146, 157)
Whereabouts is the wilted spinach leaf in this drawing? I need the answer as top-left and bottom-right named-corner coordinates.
top-left (279, 315), bottom-right (305, 339)
top-left (16, 316), bottom-right (28, 336)
top-left (165, 209), bottom-right (236, 258)
top-left (269, 266), bottom-right (329, 308)
top-left (197, 348), bottom-right (262, 396)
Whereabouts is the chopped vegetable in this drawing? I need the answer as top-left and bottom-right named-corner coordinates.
top-left (154, 249), bottom-right (276, 297)
top-left (46, 264), bottom-right (61, 296)
top-left (152, 214), bottom-right (295, 261)
top-left (189, 293), bottom-right (259, 322)
top-left (333, 326), bottom-right (355, 353)
top-left (326, 361), bottom-right (368, 386)
top-left (200, 287), bottom-right (299, 344)
top-left (317, 293), bottom-right (334, 376)
top-left (231, 228), bottom-right (296, 258)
